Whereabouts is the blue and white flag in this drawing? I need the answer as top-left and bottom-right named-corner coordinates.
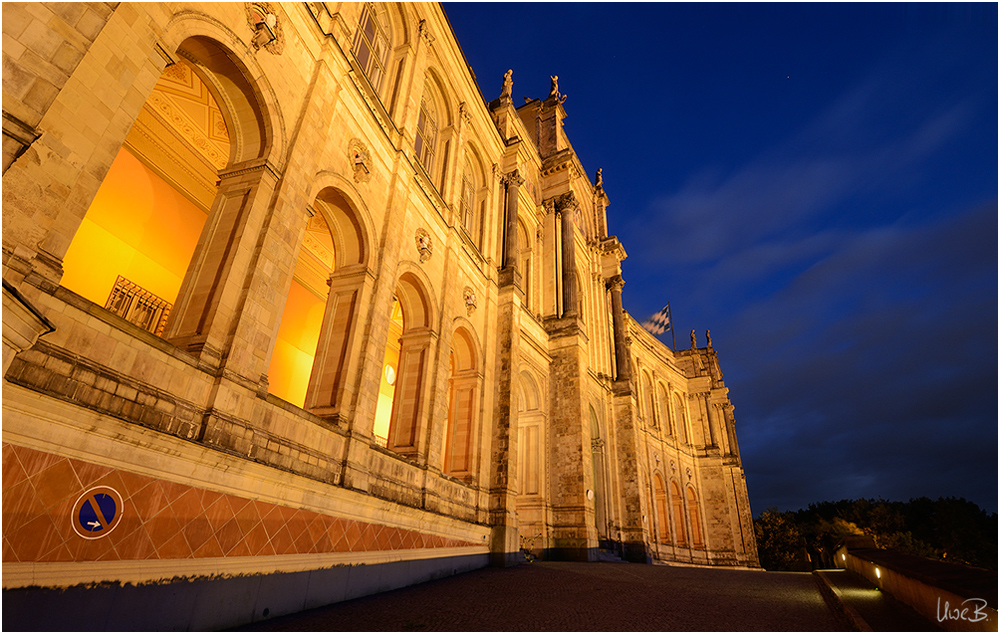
top-left (641, 304), bottom-right (672, 335)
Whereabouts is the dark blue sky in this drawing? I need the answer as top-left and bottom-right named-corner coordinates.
top-left (444, 3), bottom-right (998, 514)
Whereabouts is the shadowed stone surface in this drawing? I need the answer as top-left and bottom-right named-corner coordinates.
top-left (236, 562), bottom-right (842, 631)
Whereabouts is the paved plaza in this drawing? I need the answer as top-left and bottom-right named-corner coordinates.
top-left (236, 561), bottom-right (855, 631)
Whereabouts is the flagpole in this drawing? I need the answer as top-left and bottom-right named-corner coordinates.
top-left (669, 302), bottom-right (676, 352)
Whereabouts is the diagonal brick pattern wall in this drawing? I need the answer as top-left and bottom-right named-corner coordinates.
top-left (2, 443), bottom-right (475, 565)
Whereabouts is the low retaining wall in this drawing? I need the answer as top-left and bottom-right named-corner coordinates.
top-left (2, 551), bottom-right (488, 631)
top-left (837, 546), bottom-right (997, 632)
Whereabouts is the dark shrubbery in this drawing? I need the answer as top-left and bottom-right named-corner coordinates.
top-left (753, 497), bottom-right (997, 571)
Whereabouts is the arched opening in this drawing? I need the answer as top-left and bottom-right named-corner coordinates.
top-left (60, 57), bottom-right (229, 334)
top-left (444, 327), bottom-right (478, 478)
top-left (268, 188), bottom-right (367, 410)
top-left (383, 272), bottom-right (433, 458)
top-left (654, 474), bottom-right (670, 544)
top-left (62, 36), bottom-right (273, 364)
top-left (670, 480), bottom-right (687, 547)
top-left (688, 486), bottom-right (704, 548)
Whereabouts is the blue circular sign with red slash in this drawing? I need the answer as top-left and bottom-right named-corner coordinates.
top-left (71, 486), bottom-right (124, 539)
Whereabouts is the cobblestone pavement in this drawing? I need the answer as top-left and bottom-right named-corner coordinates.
top-left (236, 561), bottom-right (845, 631)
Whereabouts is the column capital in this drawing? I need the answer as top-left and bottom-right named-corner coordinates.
top-left (606, 274), bottom-right (625, 292)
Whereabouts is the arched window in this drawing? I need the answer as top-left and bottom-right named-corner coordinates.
top-left (654, 474), bottom-right (670, 544)
top-left (688, 486), bottom-right (704, 548)
top-left (642, 373), bottom-right (657, 430)
top-left (517, 371), bottom-right (542, 496)
top-left (517, 220), bottom-right (532, 310)
top-left (674, 393), bottom-right (689, 444)
top-left (353, 3), bottom-right (390, 92)
top-left (670, 480), bottom-right (687, 547)
top-left (444, 327), bottom-right (479, 479)
top-left (658, 383), bottom-right (671, 437)
top-left (414, 96), bottom-right (437, 174)
top-left (459, 157), bottom-right (476, 234)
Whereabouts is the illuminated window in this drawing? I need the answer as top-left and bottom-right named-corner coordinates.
top-left (353, 3), bottom-right (390, 92)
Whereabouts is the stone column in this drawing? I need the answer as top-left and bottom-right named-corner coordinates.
top-left (304, 263), bottom-right (373, 421)
top-left (164, 158), bottom-right (281, 370)
top-left (499, 170), bottom-right (523, 289)
top-left (607, 275), bottom-right (631, 383)
top-left (557, 194), bottom-right (578, 317)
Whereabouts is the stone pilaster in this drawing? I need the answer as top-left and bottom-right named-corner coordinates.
top-left (164, 158), bottom-right (281, 371)
top-left (488, 279), bottom-right (522, 566)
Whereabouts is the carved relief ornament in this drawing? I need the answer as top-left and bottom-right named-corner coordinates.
top-left (415, 228), bottom-right (433, 262)
top-left (348, 138), bottom-right (371, 183)
top-left (246, 3), bottom-right (284, 54)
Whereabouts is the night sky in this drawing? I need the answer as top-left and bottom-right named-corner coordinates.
top-left (443, 3), bottom-right (998, 514)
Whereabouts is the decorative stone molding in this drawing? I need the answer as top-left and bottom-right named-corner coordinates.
top-left (348, 138), bottom-right (371, 183)
top-left (246, 3), bottom-right (284, 54)
top-left (415, 228), bottom-right (433, 262)
top-left (418, 19), bottom-right (435, 46)
top-left (458, 101), bottom-right (471, 129)
top-left (463, 287), bottom-right (477, 316)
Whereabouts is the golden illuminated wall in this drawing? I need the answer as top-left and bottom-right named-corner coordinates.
top-left (60, 147), bottom-right (206, 308)
top-left (267, 280), bottom-right (326, 407)
top-left (372, 299), bottom-right (403, 444)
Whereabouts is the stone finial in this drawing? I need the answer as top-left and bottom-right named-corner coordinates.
top-left (690, 329), bottom-right (697, 349)
top-left (706, 329), bottom-right (712, 348)
top-left (595, 168), bottom-right (603, 190)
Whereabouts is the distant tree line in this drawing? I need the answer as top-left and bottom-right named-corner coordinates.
top-left (753, 497), bottom-right (997, 571)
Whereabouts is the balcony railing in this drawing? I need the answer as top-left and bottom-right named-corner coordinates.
top-left (104, 275), bottom-right (172, 336)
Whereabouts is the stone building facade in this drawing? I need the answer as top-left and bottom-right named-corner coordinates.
top-left (2, 2), bottom-right (758, 629)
